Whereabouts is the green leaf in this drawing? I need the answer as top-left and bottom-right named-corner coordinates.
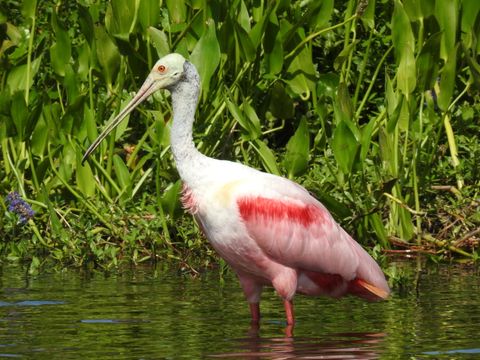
top-left (392, 1), bottom-right (416, 95)
top-left (284, 118), bottom-right (310, 178)
top-left (285, 45), bottom-right (316, 99)
top-left (113, 154), bottom-right (131, 195)
top-left (392, 0), bottom-right (415, 61)
top-left (21, 0), bottom-right (37, 20)
top-left (269, 82), bottom-right (294, 119)
top-left (334, 42), bottom-right (356, 71)
top-left (435, 0), bottom-right (458, 61)
top-left (138, 0), bottom-right (160, 31)
top-left (360, 0), bottom-right (376, 29)
top-left (50, 10), bottom-right (71, 77)
top-left (10, 91), bottom-right (28, 139)
top-left (105, 0), bottom-right (137, 40)
top-left (235, 22), bottom-right (256, 62)
top-left (94, 25), bottom-right (120, 91)
top-left (252, 140), bottom-right (280, 175)
top-left (76, 152), bottom-right (95, 197)
top-left (225, 98), bottom-right (260, 140)
top-left (166, 0), bottom-right (186, 24)
top-left (6, 56), bottom-right (42, 94)
top-left (397, 45), bottom-right (416, 95)
top-left (331, 121), bottom-right (358, 174)
top-left (160, 180), bottom-right (182, 218)
top-left (190, 18), bottom-right (221, 94)
top-left (416, 32), bottom-right (441, 91)
top-left (359, 114), bottom-right (377, 163)
top-left (437, 47), bottom-right (457, 111)
top-left (148, 27), bottom-right (170, 58)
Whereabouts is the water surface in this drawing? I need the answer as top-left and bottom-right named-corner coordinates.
top-left (0, 262), bottom-right (478, 359)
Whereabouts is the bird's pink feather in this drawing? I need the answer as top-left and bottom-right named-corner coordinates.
top-left (236, 193), bottom-right (389, 300)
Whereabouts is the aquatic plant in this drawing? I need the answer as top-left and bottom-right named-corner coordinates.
top-left (0, 0), bottom-right (478, 270)
top-left (6, 191), bottom-right (35, 224)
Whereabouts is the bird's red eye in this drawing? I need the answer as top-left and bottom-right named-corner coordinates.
top-left (158, 65), bottom-right (166, 73)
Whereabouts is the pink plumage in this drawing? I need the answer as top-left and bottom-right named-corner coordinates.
top-left (83, 53), bottom-right (390, 327)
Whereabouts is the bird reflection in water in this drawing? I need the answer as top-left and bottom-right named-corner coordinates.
top-left (209, 325), bottom-right (385, 359)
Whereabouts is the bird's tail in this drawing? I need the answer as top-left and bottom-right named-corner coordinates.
top-left (348, 278), bottom-right (390, 301)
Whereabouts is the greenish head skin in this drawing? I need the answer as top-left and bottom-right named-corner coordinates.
top-left (82, 53), bottom-right (188, 164)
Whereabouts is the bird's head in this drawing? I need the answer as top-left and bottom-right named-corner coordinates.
top-left (82, 53), bottom-right (188, 163)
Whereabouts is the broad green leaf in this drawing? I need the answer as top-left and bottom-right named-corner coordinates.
top-left (334, 42), bottom-right (356, 71)
top-left (252, 140), bottom-right (280, 175)
top-left (76, 152), bottom-right (95, 197)
top-left (138, 0), bottom-right (160, 31)
top-left (190, 18), bottom-right (221, 94)
top-left (251, 1), bottom-right (276, 48)
top-left (360, 0), bottom-right (375, 29)
top-left (225, 98), bottom-right (260, 140)
top-left (416, 32), bottom-right (441, 91)
top-left (243, 102), bottom-right (262, 137)
top-left (21, 0), bottom-right (37, 20)
top-left (313, 0), bottom-right (334, 29)
top-left (166, 0), bottom-right (186, 24)
top-left (331, 121), bottom-right (358, 174)
top-left (403, 0), bottom-right (422, 21)
top-left (461, 0), bottom-right (480, 49)
top-left (161, 180), bottom-right (182, 218)
top-left (398, 96), bottom-right (410, 132)
top-left (285, 45), bottom-right (316, 99)
top-left (237, 0), bottom-right (251, 32)
top-left (284, 118), bottom-right (310, 178)
top-left (78, 5), bottom-right (95, 45)
top-left (369, 213), bottom-right (388, 246)
top-left (360, 114), bottom-right (377, 163)
top-left (6, 56), bottom-right (42, 94)
top-left (94, 25), bottom-right (120, 91)
top-left (392, 1), bottom-right (415, 63)
top-left (85, 104), bottom-right (98, 143)
top-left (50, 10), bottom-right (71, 77)
top-left (265, 37), bottom-right (283, 75)
top-left (59, 142), bottom-right (75, 183)
top-left (30, 114), bottom-right (48, 155)
top-left (435, 0), bottom-right (458, 62)
top-left (387, 94), bottom-right (404, 133)
top-left (438, 47), bottom-right (457, 111)
top-left (105, 0), bottom-right (137, 40)
top-left (148, 27), bottom-right (170, 58)
top-left (269, 82), bottom-right (294, 119)
top-left (334, 83), bottom-right (360, 140)
top-left (397, 48), bottom-right (416, 96)
top-left (392, 1), bottom-right (416, 95)
top-left (317, 72), bottom-right (339, 98)
top-left (10, 91), bottom-right (28, 139)
top-left (235, 23), bottom-right (256, 62)
top-left (77, 42), bottom-right (91, 81)
top-left (113, 154), bottom-right (131, 195)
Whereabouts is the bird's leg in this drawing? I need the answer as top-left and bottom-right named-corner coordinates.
top-left (249, 303), bottom-right (261, 324)
top-left (283, 299), bottom-right (295, 325)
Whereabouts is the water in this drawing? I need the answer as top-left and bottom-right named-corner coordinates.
top-left (0, 262), bottom-right (479, 359)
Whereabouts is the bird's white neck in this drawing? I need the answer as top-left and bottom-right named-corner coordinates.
top-left (169, 65), bottom-right (209, 186)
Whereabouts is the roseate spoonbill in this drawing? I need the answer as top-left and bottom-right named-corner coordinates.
top-left (82, 53), bottom-right (390, 325)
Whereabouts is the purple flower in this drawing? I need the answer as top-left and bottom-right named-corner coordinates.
top-left (6, 191), bottom-right (35, 224)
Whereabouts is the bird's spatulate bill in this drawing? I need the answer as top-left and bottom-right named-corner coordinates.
top-left (81, 77), bottom-right (158, 164)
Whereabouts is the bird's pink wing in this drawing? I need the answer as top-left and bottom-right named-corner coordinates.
top-left (236, 175), bottom-right (389, 299)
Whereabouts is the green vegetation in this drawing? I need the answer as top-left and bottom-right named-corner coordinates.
top-left (1, 0), bottom-right (479, 272)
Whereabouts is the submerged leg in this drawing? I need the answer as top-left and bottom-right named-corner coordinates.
top-left (249, 302), bottom-right (260, 324)
top-left (284, 299), bottom-right (295, 325)
top-left (238, 274), bottom-right (263, 323)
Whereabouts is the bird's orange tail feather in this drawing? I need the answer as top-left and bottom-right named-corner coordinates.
top-left (349, 278), bottom-right (389, 301)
